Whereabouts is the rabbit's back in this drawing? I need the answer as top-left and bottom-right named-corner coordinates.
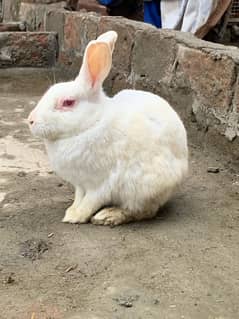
top-left (112, 89), bottom-right (187, 157)
top-left (113, 89), bottom-right (182, 124)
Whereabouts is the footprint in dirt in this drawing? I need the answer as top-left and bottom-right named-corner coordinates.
top-left (19, 239), bottom-right (49, 261)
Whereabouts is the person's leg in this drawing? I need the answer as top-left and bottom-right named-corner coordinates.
top-left (144, 0), bottom-right (161, 28)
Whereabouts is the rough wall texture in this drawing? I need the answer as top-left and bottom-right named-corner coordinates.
top-left (2, 0), bottom-right (65, 23)
top-left (0, 1), bottom-right (3, 22)
top-left (2, 2), bottom-right (239, 156)
top-left (2, 0), bottom-right (22, 21)
top-left (19, 1), bottom-right (66, 30)
top-left (0, 32), bottom-right (58, 67)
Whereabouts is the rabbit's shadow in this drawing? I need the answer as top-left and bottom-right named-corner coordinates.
top-left (157, 197), bottom-right (185, 221)
top-left (124, 193), bottom-right (189, 230)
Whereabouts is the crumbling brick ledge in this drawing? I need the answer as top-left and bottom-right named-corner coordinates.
top-left (0, 31), bottom-right (58, 67)
top-left (12, 5), bottom-right (239, 158)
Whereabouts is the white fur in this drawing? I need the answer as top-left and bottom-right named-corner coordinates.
top-left (28, 31), bottom-right (188, 226)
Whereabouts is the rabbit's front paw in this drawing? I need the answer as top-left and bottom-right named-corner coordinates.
top-left (91, 207), bottom-right (132, 226)
top-left (62, 205), bottom-right (89, 224)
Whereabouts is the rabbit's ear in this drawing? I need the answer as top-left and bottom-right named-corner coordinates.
top-left (76, 31), bottom-right (118, 90)
top-left (87, 41), bottom-right (112, 87)
top-left (97, 31), bottom-right (118, 53)
top-left (77, 40), bottom-right (112, 89)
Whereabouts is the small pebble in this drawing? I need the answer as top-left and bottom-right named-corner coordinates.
top-left (4, 274), bottom-right (15, 284)
top-left (65, 264), bottom-right (78, 273)
top-left (207, 167), bottom-right (220, 173)
top-left (118, 300), bottom-right (133, 308)
top-left (153, 298), bottom-right (160, 305)
top-left (17, 171), bottom-right (27, 177)
top-left (113, 295), bottom-right (139, 308)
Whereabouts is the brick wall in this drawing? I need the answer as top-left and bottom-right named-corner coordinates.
top-left (2, 0), bottom-right (65, 22)
top-left (0, 31), bottom-right (58, 67)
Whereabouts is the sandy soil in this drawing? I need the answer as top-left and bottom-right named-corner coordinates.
top-left (0, 70), bottom-right (238, 319)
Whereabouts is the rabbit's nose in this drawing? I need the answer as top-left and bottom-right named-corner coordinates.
top-left (28, 116), bottom-right (34, 126)
top-left (28, 111), bottom-right (36, 126)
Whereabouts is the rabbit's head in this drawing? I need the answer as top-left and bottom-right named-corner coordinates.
top-left (28, 31), bottom-right (117, 140)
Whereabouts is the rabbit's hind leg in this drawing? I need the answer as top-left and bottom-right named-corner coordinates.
top-left (91, 200), bottom-right (159, 226)
top-left (91, 207), bottom-right (136, 226)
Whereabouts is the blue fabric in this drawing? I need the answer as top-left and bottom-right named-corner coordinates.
top-left (99, 0), bottom-right (120, 6)
top-left (144, 1), bottom-right (161, 28)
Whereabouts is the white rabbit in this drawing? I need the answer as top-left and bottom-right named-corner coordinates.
top-left (28, 31), bottom-right (188, 226)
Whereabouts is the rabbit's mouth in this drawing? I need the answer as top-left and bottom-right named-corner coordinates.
top-left (29, 122), bottom-right (59, 141)
top-left (29, 121), bottom-right (77, 141)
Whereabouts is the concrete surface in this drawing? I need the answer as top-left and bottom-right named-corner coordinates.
top-left (0, 70), bottom-right (239, 319)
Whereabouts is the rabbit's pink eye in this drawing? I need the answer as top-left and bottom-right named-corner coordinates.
top-left (55, 98), bottom-right (76, 111)
top-left (62, 99), bottom-right (75, 107)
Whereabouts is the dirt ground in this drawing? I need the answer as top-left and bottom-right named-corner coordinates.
top-left (0, 70), bottom-right (238, 319)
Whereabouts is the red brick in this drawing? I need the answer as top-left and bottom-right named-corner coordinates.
top-left (0, 32), bottom-right (58, 67)
top-left (177, 45), bottom-right (236, 112)
top-left (64, 12), bottom-right (99, 51)
top-left (98, 16), bottom-right (153, 74)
